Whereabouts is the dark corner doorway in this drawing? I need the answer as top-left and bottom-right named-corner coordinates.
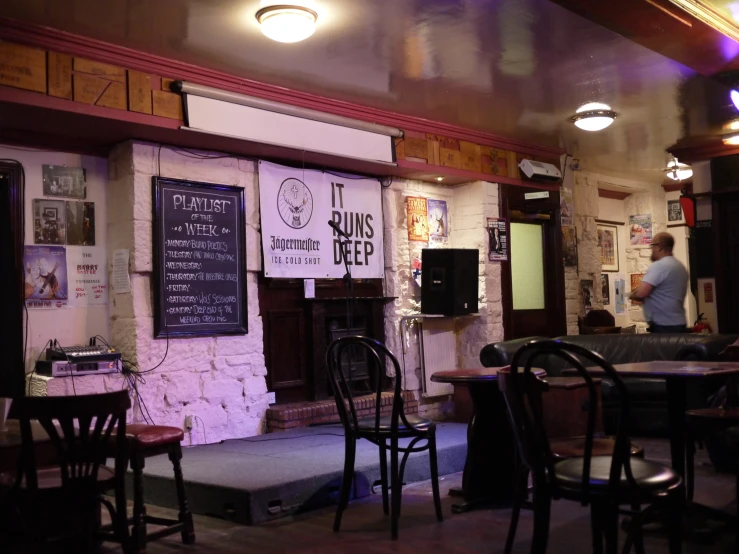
top-left (500, 184), bottom-right (566, 339)
top-left (0, 160), bottom-right (26, 398)
top-left (713, 191), bottom-right (739, 334)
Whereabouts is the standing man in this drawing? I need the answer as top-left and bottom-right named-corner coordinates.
top-left (629, 232), bottom-right (689, 333)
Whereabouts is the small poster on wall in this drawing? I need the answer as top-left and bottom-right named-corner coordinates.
top-left (33, 199), bottom-right (66, 245)
top-left (630, 273), bottom-right (645, 305)
top-left (560, 188), bottom-right (574, 227)
top-left (668, 200), bottom-right (683, 223)
top-left (615, 276), bottom-right (626, 313)
top-left (66, 201), bottom-right (95, 246)
top-left (406, 196), bottom-right (429, 242)
top-left (562, 226), bottom-right (578, 267)
top-left (601, 274), bottom-right (610, 305)
top-left (487, 217), bottom-right (508, 261)
top-left (67, 246), bottom-right (107, 306)
top-left (412, 257), bottom-right (422, 287)
top-left (580, 279), bottom-right (594, 315)
top-left (24, 245), bottom-right (68, 309)
top-left (42, 165), bottom-right (86, 199)
top-left (597, 224), bottom-right (619, 272)
top-left (629, 214), bottom-right (653, 245)
top-left (427, 199), bottom-right (448, 242)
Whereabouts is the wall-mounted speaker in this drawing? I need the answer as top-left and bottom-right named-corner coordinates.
top-left (421, 249), bottom-right (479, 316)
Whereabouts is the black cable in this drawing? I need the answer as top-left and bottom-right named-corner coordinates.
top-left (53, 339), bottom-right (77, 396)
top-left (381, 175), bottom-right (394, 188)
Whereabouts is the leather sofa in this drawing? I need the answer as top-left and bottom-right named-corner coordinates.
top-left (480, 333), bottom-right (739, 436)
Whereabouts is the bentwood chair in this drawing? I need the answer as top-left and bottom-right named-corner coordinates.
top-left (1, 391), bottom-right (131, 553)
top-left (499, 339), bottom-right (683, 554)
top-left (326, 336), bottom-right (443, 540)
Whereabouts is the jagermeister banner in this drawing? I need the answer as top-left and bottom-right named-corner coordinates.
top-left (258, 161), bottom-right (384, 278)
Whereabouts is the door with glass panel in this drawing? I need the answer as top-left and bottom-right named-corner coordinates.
top-left (509, 221), bottom-right (551, 337)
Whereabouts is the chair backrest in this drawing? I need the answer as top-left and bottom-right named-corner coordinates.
top-left (501, 339), bottom-right (636, 500)
top-left (325, 336), bottom-right (408, 435)
top-left (14, 390), bottom-right (131, 493)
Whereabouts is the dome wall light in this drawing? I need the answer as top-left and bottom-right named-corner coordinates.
top-left (664, 159), bottom-right (692, 181)
top-left (256, 4), bottom-right (318, 43)
top-left (724, 131), bottom-right (739, 145)
top-left (571, 102), bottom-right (617, 132)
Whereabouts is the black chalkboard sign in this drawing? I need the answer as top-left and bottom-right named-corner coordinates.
top-left (152, 177), bottom-right (247, 337)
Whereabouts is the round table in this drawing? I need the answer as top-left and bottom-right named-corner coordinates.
top-left (431, 367), bottom-right (545, 513)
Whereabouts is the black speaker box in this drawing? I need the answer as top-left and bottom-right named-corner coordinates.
top-left (421, 249), bottom-right (479, 316)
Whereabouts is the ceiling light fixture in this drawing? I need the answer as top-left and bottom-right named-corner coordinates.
top-left (724, 132), bottom-right (739, 145)
top-left (436, 177), bottom-right (444, 182)
top-left (732, 90), bottom-right (739, 111)
top-left (664, 158), bottom-right (692, 181)
top-left (571, 102), bottom-right (617, 132)
top-left (256, 4), bottom-right (318, 43)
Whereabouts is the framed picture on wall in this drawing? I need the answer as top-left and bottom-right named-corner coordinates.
top-left (597, 224), bottom-right (619, 272)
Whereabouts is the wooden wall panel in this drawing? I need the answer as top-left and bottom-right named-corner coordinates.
top-left (152, 89), bottom-right (183, 120)
top-left (47, 52), bottom-right (72, 99)
top-left (404, 137), bottom-right (428, 160)
top-left (440, 147), bottom-right (462, 169)
top-left (127, 69), bottom-right (152, 114)
top-left (0, 42), bottom-right (46, 93)
top-left (73, 58), bottom-right (125, 82)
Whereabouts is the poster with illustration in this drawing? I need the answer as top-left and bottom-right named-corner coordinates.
top-left (615, 277), bottom-right (626, 313)
top-left (562, 226), bottom-right (578, 267)
top-left (66, 201), bottom-right (95, 246)
top-left (560, 188), bottom-right (574, 227)
top-left (406, 196), bottom-right (429, 242)
top-left (33, 199), bottom-right (67, 245)
top-left (601, 274), bottom-right (610, 305)
top-left (427, 199), bottom-right (448, 242)
top-left (597, 224), bottom-right (618, 271)
top-left (580, 279), bottom-right (594, 315)
top-left (629, 214), bottom-right (653, 245)
top-left (24, 245), bottom-right (68, 309)
top-left (487, 217), bottom-right (508, 261)
top-left (630, 273), bottom-right (645, 305)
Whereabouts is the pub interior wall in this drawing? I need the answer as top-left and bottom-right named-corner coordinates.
top-left (0, 144), bottom-right (111, 374)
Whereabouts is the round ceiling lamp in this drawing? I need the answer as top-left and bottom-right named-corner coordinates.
top-left (256, 4), bottom-right (318, 43)
top-left (571, 102), bottom-right (617, 132)
top-left (731, 89), bottom-right (739, 111)
top-left (664, 159), bottom-right (692, 181)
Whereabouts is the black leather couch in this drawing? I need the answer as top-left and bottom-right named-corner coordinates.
top-left (480, 333), bottom-right (739, 436)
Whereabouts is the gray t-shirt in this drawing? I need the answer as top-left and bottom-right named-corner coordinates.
top-left (641, 255), bottom-right (689, 326)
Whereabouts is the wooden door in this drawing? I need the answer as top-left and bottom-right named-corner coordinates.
top-left (501, 185), bottom-right (566, 339)
top-left (714, 192), bottom-right (739, 333)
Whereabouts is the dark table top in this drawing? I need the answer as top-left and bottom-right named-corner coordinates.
top-left (431, 367), bottom-right (546, 384)
top-left (562, 361), bottom-right (739, 379)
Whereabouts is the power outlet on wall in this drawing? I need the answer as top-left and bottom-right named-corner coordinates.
top-left (184, 415), bottom-right (193, 430)
top-left (267, 392), bottom-right (276, 404)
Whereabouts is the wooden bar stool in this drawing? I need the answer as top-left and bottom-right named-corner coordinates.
top-left (126, 424), bottom-right (195, 553)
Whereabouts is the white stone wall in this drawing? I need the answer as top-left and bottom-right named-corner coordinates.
top-left (105, 142), bottom-right (268, 444)
top-left (382, 179), bottom-right (501, 419)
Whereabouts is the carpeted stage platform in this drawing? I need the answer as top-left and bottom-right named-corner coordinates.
top-left (130, 422), bottom-right (467, 525)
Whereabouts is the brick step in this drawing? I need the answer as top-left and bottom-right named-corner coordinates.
top-left (266, 391), bottom-right (418, 432)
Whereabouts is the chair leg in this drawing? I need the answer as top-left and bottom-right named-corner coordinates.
top-left (130, 450), bottom-right (147, 554)
top-left (530, 485), bottom-right (551, 554)
top-left (390, 436), bottom-right (401, 540)
top-left (591, 501), bottom-right (605, 554)
top-left (428, 432), bottom-right (443, 523)
top-left (603, 502), bottom-right (620, 554)
top-left (114, 469), bottom-right (132, 554)
top-left (379, 440), bottom-right (389, 516)
top-left (168, 443), bottom-right (195, 545)
top-left (504, 464), bottom-right (529, 554)
top-left (666, 489), bottom-right (683, 554)
top-left (686, 433), bottom-right (696, 503)
top-left (333, 436), bottom-right (356, 532)
top-left (627, 503), bottom-right (645, 554)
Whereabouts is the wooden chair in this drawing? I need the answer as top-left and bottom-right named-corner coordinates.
top-left (499, 339), bottom-right (683, 554)
top-left (326, 336), bottom-right (443, 540)
top-left (2, 390), bottom-right (131, 553)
